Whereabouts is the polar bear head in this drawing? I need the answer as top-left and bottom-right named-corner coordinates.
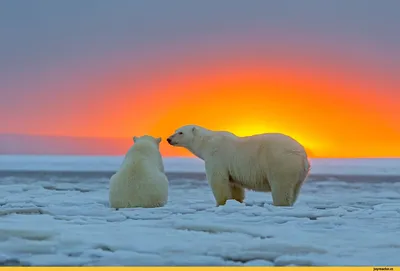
top-left (167, 124), bottom-right (214, 148)
top-left (128, 135), bottom-right (164, 172)
top-left (133, 135), bottom-right (162, 147)
top-left (167, 125), bottom-right (238, 159)
top-left (166, 125), bottom-right (215, 160)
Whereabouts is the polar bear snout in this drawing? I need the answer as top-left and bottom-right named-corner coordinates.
top-left (166, 136), bottom-right (174, 145)
top-left (167, 132), bottom-right (182, 146)
top-left (167, 135), bottom-right (180, 146)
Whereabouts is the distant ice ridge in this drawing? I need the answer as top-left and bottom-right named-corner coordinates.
top-left (0, 155), bottom-right (203, 173)
top-left (0, 155), bottom-right (399, 176)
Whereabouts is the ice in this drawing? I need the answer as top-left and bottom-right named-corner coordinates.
top-left (0, 155), bottom-right (399, 175)
top-left (1, 170), bottom-right (400, 266)
top-left (0, 155), bottom-right (206, 173)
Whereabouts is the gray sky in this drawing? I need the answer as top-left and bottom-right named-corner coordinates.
top-left (1, 0), bottom-right (399, 77)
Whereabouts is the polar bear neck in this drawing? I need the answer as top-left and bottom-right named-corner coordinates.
top-left (185, 134), bottom-right (212, 161)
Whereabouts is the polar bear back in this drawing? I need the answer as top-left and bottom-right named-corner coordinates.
top-left (210, 132), bottom-right (309, 191)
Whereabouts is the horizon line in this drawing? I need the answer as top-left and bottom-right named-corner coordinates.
top-left (0, 154), bottom-right (399, 160)
top-left (1, 133), bottom-right (399, 159)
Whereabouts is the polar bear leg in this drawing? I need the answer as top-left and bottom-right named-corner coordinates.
top-left (268, 156), bottom-right (309, 206)
top-left (269, 170), bottom-right (302, 207)
top-left (229, 183), bottom-right (245, 203)
top-left (205, 163), bottom-right (232, 207)
top-left (291, 158), bottom-right (310, 204)
top-left (291, 179), bottom-right (304, 204)
top-left (270, 181), bottom-right (296, 206)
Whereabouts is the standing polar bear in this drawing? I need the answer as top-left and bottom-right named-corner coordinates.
top-left (167, 125), bottom-right (310, 207)
top-left (109, 135), bottom-right (169, 209)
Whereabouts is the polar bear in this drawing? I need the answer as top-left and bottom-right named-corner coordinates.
top-left (167, 125), bottom-right (310, 207)
top-left (109, 135), bottom-right (169, 209)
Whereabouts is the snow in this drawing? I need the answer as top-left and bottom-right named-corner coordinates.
top-left (0, 155), bottom-right (399, 176)
top-left (1, 158), bottom-right (400, 266)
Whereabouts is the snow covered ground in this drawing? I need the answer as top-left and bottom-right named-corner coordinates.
top-left (0, 156), bottom-right (400, 266)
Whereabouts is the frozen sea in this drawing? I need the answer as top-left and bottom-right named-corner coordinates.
top-left (0, 155), bottom-right (400, 266)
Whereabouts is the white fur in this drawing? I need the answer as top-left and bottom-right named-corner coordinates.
top-left (167, 125), bottom-right (310, 207)
top-left (109, 135), bottom-right (169, 208)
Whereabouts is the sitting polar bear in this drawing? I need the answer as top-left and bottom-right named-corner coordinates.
top-left (109, 135), bottom-right (169, 209)
top-left (167, 125), bottom-right (310, 207)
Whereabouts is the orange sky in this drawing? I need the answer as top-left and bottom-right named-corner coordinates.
top-left (9, 50), bottom-right (398, 158)
top-left (147, 65), bottom-right (399, 158)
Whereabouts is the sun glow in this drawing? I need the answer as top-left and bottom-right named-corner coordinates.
top-left (226, 121), bottom-right (322, 155)
top-left (228, 123), bottom-right (270, 137)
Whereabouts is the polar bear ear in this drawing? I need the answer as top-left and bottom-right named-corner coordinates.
top-left (192, 126), bottom-right (197, 135)
top-left (133, 136), bottom-right (138, 142)
top-left (156, 137), bottom-right (162, 144)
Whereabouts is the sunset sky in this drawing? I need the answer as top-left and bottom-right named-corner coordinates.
top-left (1, 1), bottom-right (399, 158)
